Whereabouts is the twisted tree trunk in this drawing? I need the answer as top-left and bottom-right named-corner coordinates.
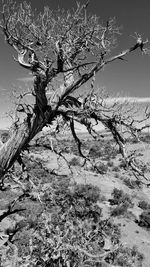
top-left (0, 75), bottom-right (55, 177)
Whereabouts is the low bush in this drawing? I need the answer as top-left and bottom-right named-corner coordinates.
top-left (69, 157), bottom-right (80, 166)
top-left (111, 203), bottom-right (130, 217)
top-left (123, 177), bottom-right (142, 189)
top-left (141, 134), bottom-right (150, 143)
top-left (138, 200), bottom-right (150, 210)
top-left (107, 160), bottom-right (114, 167)
top-left (114, 172), bottom-right (120, 178)
top-left (109, 188), bottom-right (133, 206)
top-left (105, 245), bottom-right (144, 267)
top-left (13, 180), bottom-right (122, 266)
top-left (88, 141), bottom-right (118, 160)
top-left (109, 188), bottom-right (133, 217)
top-left (112, 166), bottom-right (120, 172)
top-left (119, 159), bottom-right (127, 169)
top-left (95, 162), bottom-right (108, 174)
top-left (88, 146), bottom-right (103, 158)
top-left (42, 182), bottom-right (102, 221)
top-left (0, 174), bottom-right (144, 267)
top-left (138, 210), bottom-right (150, 228)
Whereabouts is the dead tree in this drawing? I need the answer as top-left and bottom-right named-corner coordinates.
top-left (0, 1), bottom-right (149, 179)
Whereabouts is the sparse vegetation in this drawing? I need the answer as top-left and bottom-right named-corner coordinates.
top-left (138, 200), bottom-right (150, 210)
top-left (141, 134), bottom-right (150, 143)
top-left (8, 179), bottom-right (118, 266)
top-left (95, 162), bottom-right (108, 174)
top-left (89, 141), bottom-right (118, 160)
top-left (138, 210), bottom-right (150, 228)
top-left (112, 166), bottom-right (120, 172)
top-left (106, 245), bottom-right (144, 267)
top-left (111, 202), bottom-right (131, 217)
top-left (119, 159), bottom-right (127, 169)
top-left (109, 188), bottom-right (133, 206)
top-left (69, 157), bottom-right (80, 166)
top-left (123, 177), bottom-right (142, 189)
top-left (114, 172), bottom-right (120, 178)
top-left (107, 160), bottom-right (114, 167)
top-left (109, 188), bottom-right (133, 217)
top-left (9, 177), bottom-right (144, 267)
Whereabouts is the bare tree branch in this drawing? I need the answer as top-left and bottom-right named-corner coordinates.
top-left (0, 1), bottom-right (149, 183)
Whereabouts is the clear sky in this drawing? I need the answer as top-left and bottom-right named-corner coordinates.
top-left (0, 0), bottom-right (150, 129)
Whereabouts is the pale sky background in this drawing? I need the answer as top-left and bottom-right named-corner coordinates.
top-left (0, 0), bottom-right (150, 129)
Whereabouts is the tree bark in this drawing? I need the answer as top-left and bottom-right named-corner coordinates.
top-left (0, 74), bottom-right (54, 178)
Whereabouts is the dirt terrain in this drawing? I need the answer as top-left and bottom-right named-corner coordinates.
top-left (33, 132), bottom-right (150, 266)
top-left (1, 130), bottom-right (150, 266)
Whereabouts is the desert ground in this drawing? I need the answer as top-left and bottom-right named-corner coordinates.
top-left (1, 129), bottom-right (150, 266)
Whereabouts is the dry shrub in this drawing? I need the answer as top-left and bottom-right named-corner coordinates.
top-left (12, 180), bottom-right (120, 266)
top-left (138, 210), bottom-right (150, 228)
top-left (138, 200), bottom-right (150, 210)
top-left (123, 177), bottom-right (142, 189)
top-left (105, 245), bottom-right (144, 267)
top-left (109, 188), bottom-right (133, 217)
top-left (69, 157), bottom-right (80, 166)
